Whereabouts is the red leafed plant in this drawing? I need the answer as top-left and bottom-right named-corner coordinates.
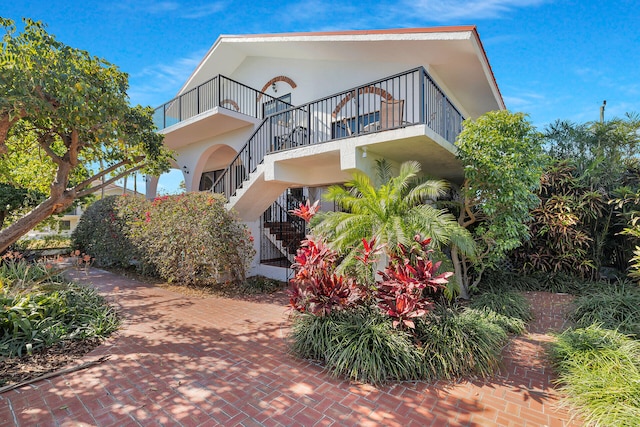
top-left (288, 200), bottom-right (361, 316)
top-left (289, 199), bottom-right (319, 223)
top-left (376, 235), bottom-right (453, 329)
top-left (288, 236), bottom-right (361, 316)
top-left (288, 202), bottom-right (452, 325)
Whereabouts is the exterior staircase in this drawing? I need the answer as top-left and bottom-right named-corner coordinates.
top-left (259, 191), bottom-right (307, 267)
top-left (211, 66), bottom-right (464, 223)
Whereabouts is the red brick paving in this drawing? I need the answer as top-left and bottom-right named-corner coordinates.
top-left (0, 269), bottom-right (581, 426)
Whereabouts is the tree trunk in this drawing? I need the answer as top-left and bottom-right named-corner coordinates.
top-left (451, 245), bottom-right (470, 299)
top-left (0, 193), bottom-right (75, 253)
top-left (0, 159), bottom-right (75, 253)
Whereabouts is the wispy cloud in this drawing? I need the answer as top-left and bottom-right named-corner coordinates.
top-left (109, 1), bottom-right (226, 19)
top-left (574, 67), bottom-right (640, 98)
top-left (128, 51), bottom-right (205, 107)
top-left (182, 2), bottom-right (227, 19)
top-left (503, 88), bottom-right (546, 108)
top-left (146, 1), bottom-right (180, 14)
top-left (404, 0), bottom-right (549, 22)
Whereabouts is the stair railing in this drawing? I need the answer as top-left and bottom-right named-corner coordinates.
top-left (211, 66), bottom-right (465, 201)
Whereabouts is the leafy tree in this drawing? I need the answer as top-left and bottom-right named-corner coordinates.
top-left (313, 159), bottom-right (475, 283)
top-left (545, 114), bottom-right (639, 191)
top-left (452, 110), bottom-right (546, 299)
top-left (510, 160), bottom-right (599, 278)
top-left (611, 187), bottom-right (640, 282)
top-left (0, 18), bottom-right (172, 252)
top-left (0, 183), bottom-right (42, 227)
top-left (542, 115), bottom-right (640, 274)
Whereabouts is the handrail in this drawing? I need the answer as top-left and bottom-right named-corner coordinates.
top-left (261, 192), bottom-right (308, 265)
top-left (212, 66), bottom-right (465, 200)
top-left (152, 74), bottom-right (292, 130)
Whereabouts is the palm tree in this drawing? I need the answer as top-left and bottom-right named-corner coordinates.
top-left (312, 160), bottom-right (475, 278)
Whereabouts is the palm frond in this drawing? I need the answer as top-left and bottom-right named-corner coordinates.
top-left (407, 179), bottom-right (449, 205)
top-left (374, 158), bottom-right (394, 187)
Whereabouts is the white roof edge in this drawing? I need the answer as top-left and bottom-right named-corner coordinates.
top-left (221, 31), bottom-right (473, 43)
top-left (176, 28), bottom-right (476, 97)
top-left (469, 31), bottom-right (506, 111)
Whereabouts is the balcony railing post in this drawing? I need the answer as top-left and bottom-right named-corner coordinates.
top-left (305, 107), bottom-right (312, 145)
top-left (197, 84), bottom-right (200, 115)
top-left (355, 88), bottom-right (360, 135)
top-left (419, 69), bottom-right (425, 124)
top-left (217, 75), bottom-right (221, 109)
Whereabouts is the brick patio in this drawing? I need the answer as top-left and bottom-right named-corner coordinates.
top-left (0, 269), bottom-right (581, 426)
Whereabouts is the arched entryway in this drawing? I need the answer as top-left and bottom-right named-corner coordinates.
top-left (194, 145), bottom-right (239, 191)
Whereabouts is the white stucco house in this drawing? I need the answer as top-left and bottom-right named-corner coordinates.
top-left (147, 26), bottom-right (505, 281)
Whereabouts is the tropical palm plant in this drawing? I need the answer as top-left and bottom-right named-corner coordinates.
top-left (312, 160), bottom-right (475, 280)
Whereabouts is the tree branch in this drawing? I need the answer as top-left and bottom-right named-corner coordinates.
top-left (461, 200), bottom-right (477, 228)
top-left (0, 111), bottom-right (27, 150)
top-left (73, 156), bottom-right (144, 194)
top-left (75, 163), bottom-right (145, 198)
top-left (68, 129), bottom-right (79, 167)
top-left (38, 133), bottom-right (64, 165)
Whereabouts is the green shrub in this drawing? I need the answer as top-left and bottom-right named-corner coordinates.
top-left (480, 268), bottom-right (603, 295)
top-left (469, 289), bottom-right (533, 323)
top-left (72, 196), bottom-right (142, 269)
top-left (289, 304), bottom-right (513, 384)
top-left (74, 193), bottom-right (256, 285)
top-left (550, 325), bottom-right (640, 426)
top-left (124, 193), bottom-right (255, 285)
top-left (415, 306), bottom-right (508, 380)
top-left (568, 282), bottom-right (640, 337)
top-left (0, 260), bottom-right (119, 357)
top-left (477, 269), bottom-right (539, 292)
top-left (324, 309), bottom-right (420, 384)
top-left (290, 311), bottom-right (342, 361)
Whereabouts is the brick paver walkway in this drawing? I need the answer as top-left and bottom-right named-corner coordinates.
top-left (0, 269), bottom-right (580, 426)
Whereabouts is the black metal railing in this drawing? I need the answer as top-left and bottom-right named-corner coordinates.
top-left (212, 67), bottom-right (464, 200)
top-left (152, 75), bottom-right (291, 130)
top-left (260, 192), bottom-right (308, 266)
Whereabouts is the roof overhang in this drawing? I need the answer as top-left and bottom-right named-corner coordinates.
top-left (178, 26), bottom-right (505, 118)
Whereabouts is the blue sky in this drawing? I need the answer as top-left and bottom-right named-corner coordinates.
top-left (3, 0), bottom-right (639, 192)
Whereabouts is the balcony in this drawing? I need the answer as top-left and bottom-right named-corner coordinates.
top-left (153, 75), bottom-right (291, 148)
top-left (212, 66), bottom-right (466, 208)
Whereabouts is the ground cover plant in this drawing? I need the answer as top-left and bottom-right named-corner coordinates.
top-left (568, 281), bottom-right (640, 339)
top-left (14, 235), bottom-right (71, 251)
top-left (468, 289), bottom-right (531, 334)
top-left (550, 325), bottom-right (640, 426)
top-left (0, 254), bottom-right (119, 386)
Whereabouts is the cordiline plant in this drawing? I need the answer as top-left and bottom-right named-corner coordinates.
top-left (289, 201), bottom-right (453, 327)
top-left (288, 237), bottom-right (361, 316)
top-left (288, 201), bottom-right (361, 316)
top-left (376, 236), bottom-right (453, 329)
